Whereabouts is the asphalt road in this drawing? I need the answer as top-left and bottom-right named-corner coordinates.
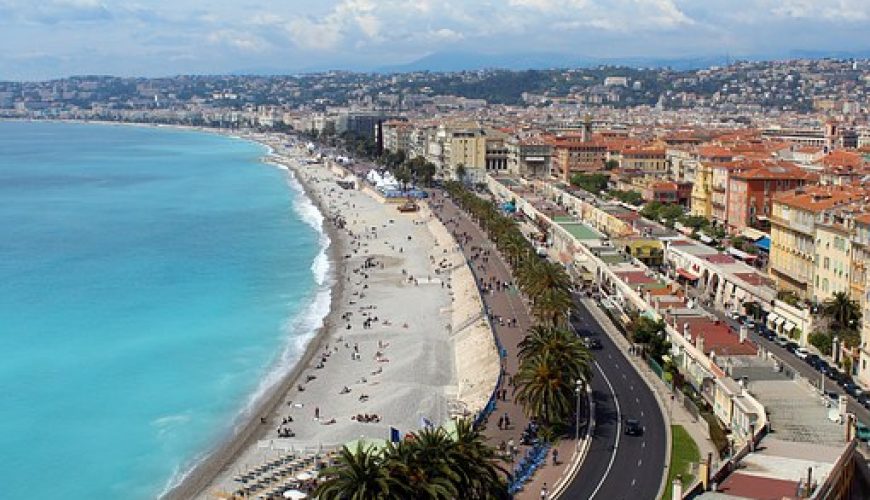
top-left (559, 298), bottom-right (668, 500)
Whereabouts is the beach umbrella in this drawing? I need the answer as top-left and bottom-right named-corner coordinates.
top-left (283, 489), bottom-right (307, 499)
top-left (295, 471), bottom-right (313, 481)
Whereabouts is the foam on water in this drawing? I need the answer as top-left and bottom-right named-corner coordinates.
top-left (0, 122), bottom-right (326, 500)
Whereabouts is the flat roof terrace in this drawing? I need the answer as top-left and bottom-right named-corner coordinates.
top-left (558, 221), bottom-right (604, 241)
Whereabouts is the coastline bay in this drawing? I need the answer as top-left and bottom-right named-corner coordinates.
top-left (0, 122), bottom-right (326, 499)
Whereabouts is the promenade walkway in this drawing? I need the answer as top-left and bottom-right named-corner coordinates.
top-left (428, 190), bottom-right (581, 500)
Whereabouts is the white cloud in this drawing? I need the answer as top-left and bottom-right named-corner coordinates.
top-left (207, 30), bottom-right (270, 52)
top-left (769, 0), bottom-right (869, 21)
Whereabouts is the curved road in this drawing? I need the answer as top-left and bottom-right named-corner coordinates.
top-left (560, 298), bottom-right (667, 500)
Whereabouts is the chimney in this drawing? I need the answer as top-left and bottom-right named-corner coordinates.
top-left (696, 334), bottom-right (705, 353)
top-left (739, 325), bottom-right (748, 343)
top-left (684, 323), bottom-right (691, 340)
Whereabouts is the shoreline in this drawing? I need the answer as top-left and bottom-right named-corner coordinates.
top-left (162, 152), bottom-right (347, 500)
top-left (2, 119), bottom-right (499, 499)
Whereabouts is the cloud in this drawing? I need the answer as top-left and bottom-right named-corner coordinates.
top-left (769, 0), bottom-right (869, 21)
top-left (207, 30), bottom-right (270, 53)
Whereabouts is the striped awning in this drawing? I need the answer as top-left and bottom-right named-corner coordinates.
top-left (767, 313), bottom-right (779, 326)
top-left (783, 321), bottom-right (796, 332)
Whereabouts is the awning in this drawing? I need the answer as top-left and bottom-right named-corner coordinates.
top-left (677, 268), bottom-right (699, 281)
top-left (728, 247), bottom-right (757, 261)
top-left (741, 227), bottom-right (768, 241)
top-left (756, 236), bottom-right (770, 252)
top-left (767, 313), bottom-right (779, 326)
top-left (735, 288), bottom-right (747, 301)
top-left (774, 316), bottom-right (786, 326)
top-left (783, 321), bottom-right (796, 333)
top-left (699, 234), bottom-right (714, 244)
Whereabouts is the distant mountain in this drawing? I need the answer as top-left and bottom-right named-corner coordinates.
top-left (376, 51), bottom-right (730, 73)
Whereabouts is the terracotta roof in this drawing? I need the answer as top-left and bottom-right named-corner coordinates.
top-left (773, 185), bottom-right (870, 213)
top-left (820, 150), bottom-right (864, 169)
top-left (673, 317), bottom-right (757, 356)
top-left (706, 254), bottom-right (737, 264)
top-left (730, 162), bottom-right (818, 181)
top-left (697, 145), bottom-right (733, 158)
top-left (716, 472), bottom-right (799, 500)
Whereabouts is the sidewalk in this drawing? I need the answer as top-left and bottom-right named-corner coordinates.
top-left (582, 298), bottom-right (718, 476)
top-left (428, 191), bottom-right (584, 500)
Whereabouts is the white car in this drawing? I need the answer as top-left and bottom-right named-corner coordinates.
top-left (795, 348), bottom-right (810, 359)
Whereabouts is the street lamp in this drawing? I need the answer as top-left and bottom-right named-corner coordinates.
top-left (575, 379), bottom-right (583, 449)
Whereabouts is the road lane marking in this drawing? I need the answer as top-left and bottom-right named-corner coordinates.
top-left (588, 359), bottom-right (621, 500)
top-left (642, 441), bottom-right (646, 448)
top-left (630, 385), bottom-right (634, 391)
top-left (637, 459), bottom-right (642, 467)
top-left (636, 397), bottom-right (640, 404)
top-left (631, 479), bottom-right (636, 487)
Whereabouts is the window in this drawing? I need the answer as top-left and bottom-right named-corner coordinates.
top-left (824, 257), bottom-right (830, 270)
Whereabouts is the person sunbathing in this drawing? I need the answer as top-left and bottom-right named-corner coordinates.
top-left (339, 386), bottom-right (351, 394)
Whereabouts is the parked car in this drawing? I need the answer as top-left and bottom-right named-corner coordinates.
top-left (785, 342), bottom-right (799, 353)
top-left (744, 319), bottom-right (756, 329)
top-left (774, 337), bottom-right (790, 347)
top-left (856, 394), bottom-right (870, 409)
top-left (804, 354), bottom-right (820, 366)
top-left (795, 348), bottom-right (810, 360)
top-left (624, 419), bottom-right (643, 436)
top-left (815, 359), bottom-right (831, 375)
top-left (843, 382), bottom-right (863, 398)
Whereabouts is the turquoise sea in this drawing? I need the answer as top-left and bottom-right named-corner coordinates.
top-left (0, 121), bottom-right (330, 499)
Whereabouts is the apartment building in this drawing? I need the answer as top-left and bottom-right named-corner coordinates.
top-left (618, 147), bottom-right (668, 176)
top-left (431, 123), bottom-right (487, 181)
top-left (505, 136), bottom-right (553, 178)
top-left (551, 136), bottom-right (607, 181)
top-left (726, 162), bottom-right (818, 232)
top-left (769, 185), bottom-right (868, 299)
top-left (854, 214), bottom-right (870, 386)
top-left (381, 120), bottom-right (412, 154)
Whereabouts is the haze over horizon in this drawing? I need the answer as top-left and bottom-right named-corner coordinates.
top-left (1, 0), bottom-right (869, 80)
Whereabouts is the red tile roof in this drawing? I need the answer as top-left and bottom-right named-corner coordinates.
top-left (676, 318), bottom-right (757, 356)
top-left (716, 472), bottom-right (800, 500)
top-left (616, 271), bottom-right (657, 285)
top-left (706, 254), bottom-right (737, 264)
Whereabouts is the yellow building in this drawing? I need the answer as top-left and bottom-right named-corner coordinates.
top-left (690, 162), bottom-right (714, 218)
top-left (770, 186), bottom-right (867, 299)
top-left (432, 123), bottom-right (487, 181)
top-left (854, 214), bottom-right (870, 387)
top-left (813, 221), bottom-right (853, 302)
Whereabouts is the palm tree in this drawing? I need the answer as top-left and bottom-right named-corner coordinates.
top-left (315, 443), bottom-right (397, 500)
top-left (383, 429), bottom-right (458, 499)
top-left (449, 419), bottom-right (511, 499)
top-left (822, 291), bottom-right (862, 331)
top-left (514, 352), bottom-right (575, 425)
top-left (455, 163), bottom-right (467, 183)
top-left (530, 286), bottom-right (573, 327)
top-left (518, 326), bottom-right (592, 384)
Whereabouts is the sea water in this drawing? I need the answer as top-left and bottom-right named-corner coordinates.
top-left (0, 121), bottom-right (330, 499)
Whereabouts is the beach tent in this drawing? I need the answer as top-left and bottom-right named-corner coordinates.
top-left (283, 489), bottom-right (307, 499)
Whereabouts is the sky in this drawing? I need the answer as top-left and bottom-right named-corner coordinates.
top-left (0, 0), bottom-right (868, 80)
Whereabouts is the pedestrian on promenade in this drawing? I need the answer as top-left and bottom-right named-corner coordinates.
top-left (552, 448), bottom-right (559, 465)
top-left (541, 483), bottom-right (548, 499)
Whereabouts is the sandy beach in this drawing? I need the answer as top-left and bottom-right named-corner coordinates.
top-left (164, 133), bottom-right (499, 499)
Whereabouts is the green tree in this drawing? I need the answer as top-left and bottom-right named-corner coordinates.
top-left (455, 163), bottom-right (468, 183)
top-left (822, 291), bottom-right (862, 331)
top-left (315, 443), bottom-right (398, 500)
top-left (809, 332), bottom-right (833, 356)
top-left (514, 352), bottom-right (576, 426)
top-left (518, 325), bottom-right (592, 384)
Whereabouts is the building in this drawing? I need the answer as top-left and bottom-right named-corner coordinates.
top-left (429, 123), bottom-right (487, 181)
top-left (484, 130), bottom-right (509, 174)
top-left (769, 185), bottom-right (868, 299)
top-left (854, 214), bottom-right (870, 387)
top-left (726, 161), bottom-right (818, 232)
top-left (381, 120), bottom-right (412, 154)
top-left (551, 136), bottom-right (607, 181)
top-left (691, 162), bottom-right (714, 218)
top-left (618, 147), bottom-right (668, 176)
top-left (506, 136), bottom-right (553, 178)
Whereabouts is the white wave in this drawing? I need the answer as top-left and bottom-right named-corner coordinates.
top-left (161, 159), bottom-right (335, 498)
